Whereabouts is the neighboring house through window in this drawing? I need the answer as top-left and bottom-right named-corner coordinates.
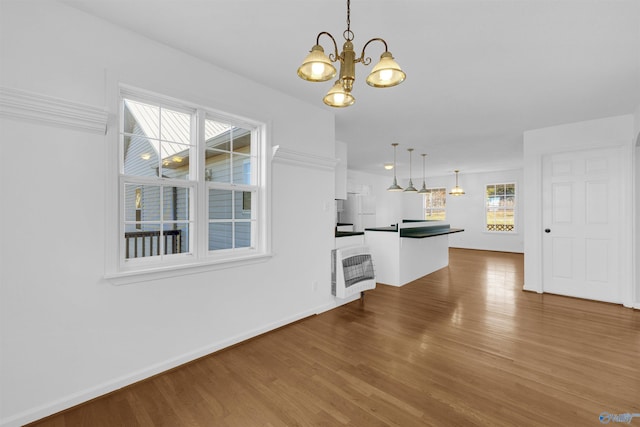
top-left (424, 188), bottom-right (446, 221)
top-left (118, 88), bottom-right (267, 274)
top-left (485, 183), bottom-right (516, 232)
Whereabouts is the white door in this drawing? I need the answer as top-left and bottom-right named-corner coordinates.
top-left (542, 147), bottom-right (622, 303)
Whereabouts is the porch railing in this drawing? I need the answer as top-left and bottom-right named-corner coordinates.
top-left (486, 224), bottom-right (515, 232)
top-left (124, 230), bottom-right (182, 259)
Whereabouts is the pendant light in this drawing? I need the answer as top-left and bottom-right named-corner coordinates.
top-left (449, 169), bottom-right (465, 196)
top-left (404, 148), bottom-right (417, 192)
top-left (387, 143), bottom-right (403, 191)
top-left (418, 154), bottom-right (428, 194)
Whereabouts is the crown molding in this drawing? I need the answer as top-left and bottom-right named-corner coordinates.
top-left (272, 145), bottom-right (337, 171)
top-left (0, 86), bottom-right (108, 134)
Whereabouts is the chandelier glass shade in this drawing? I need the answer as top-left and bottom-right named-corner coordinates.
top-left (296, 45), bottom-right (336, 82)
top-left (387, 143), bottom-right (403, 191)
top-left (449, 169), bottom-right (466, 196)
top-left (323, 80), bottom-right (356, 107)
top-left (297, 0), bottom-right (406, 107)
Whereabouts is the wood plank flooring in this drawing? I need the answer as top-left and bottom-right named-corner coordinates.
top-left (29, 249), bottom-right (640, 426)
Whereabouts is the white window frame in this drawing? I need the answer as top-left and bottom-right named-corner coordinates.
top-left (484, 182), bottom-right (517, 233)
top-left (423, 187), bottom-right (447, 221)
top-left (105, 85), bottom-right (271, 284)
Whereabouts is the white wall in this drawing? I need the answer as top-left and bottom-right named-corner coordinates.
top-left (522, 115), bottom-right (636, 307)
top-left (0, 1), bottom-right (340, 425)
top-left (335, 140), bottom-right (348, 200)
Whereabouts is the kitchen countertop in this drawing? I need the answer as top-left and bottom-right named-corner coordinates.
top-left (364, 223), bottom-right (465, 238)
top-left (400, 227), bottom-right (465, 238)
top-left (364, 225), bottom-right (399, 232)
top-left (335, 231), bottom-right (365, 237)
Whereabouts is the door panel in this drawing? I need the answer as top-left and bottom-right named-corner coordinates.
top-left (551, 238), bottom-right (573, 278)
top-left (552, 182), bottom-right (572, 223)
top-left (585, 238), bottom-right (608, 283)
top-left (542, 147), bottom-right (621, 303)
top-left (585, 180), bottom-right (608, 224)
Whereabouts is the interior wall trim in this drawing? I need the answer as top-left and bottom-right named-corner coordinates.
top-left (0, 86), bottom-right (108, 135)
top-left (272, 145), bottom-right (337, 171)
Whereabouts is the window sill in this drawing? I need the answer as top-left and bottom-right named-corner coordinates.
top-left (105, 252), bottom-right (273, 285)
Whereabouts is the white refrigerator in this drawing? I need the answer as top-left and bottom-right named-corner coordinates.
top-left (345, 193), bottom-right (377, 231)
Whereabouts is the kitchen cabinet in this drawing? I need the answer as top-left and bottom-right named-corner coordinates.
top-left (335, 233), bottom-right (364, 249)
top-left (336, 223), bottom-right (354, 232)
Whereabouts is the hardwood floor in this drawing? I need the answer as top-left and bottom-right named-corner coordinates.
top-left (29, 249), bottom-right (639, 426)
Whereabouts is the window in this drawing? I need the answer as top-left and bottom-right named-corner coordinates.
top-left (204, 120), bottom-right (256, 251)
top-left (118, 89), bottom-right (266, 273)
top-left (485, 183), bottom-right (516, 232)
top-left (424, 188), bottom-right (446, 221)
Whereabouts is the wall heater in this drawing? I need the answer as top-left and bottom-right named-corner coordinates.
top-left (331, 245), bottom-right (376, 298)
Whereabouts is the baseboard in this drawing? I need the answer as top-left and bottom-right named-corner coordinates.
top-left (522, 283), bottom-right (543, 293)
top-left (449, 246), bottom-right (525, 254)
top-left (0, 305), bottom-right (329, 427)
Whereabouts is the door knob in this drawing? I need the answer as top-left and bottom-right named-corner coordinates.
top-left (544, 228), bottom-right (551, 233)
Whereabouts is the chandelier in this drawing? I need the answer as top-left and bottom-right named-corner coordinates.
top-left (296, 0), bottom-right (406, 108)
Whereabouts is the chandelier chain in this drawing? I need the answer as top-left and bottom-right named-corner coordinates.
top-left (344, 0), bottom-right (354, 41)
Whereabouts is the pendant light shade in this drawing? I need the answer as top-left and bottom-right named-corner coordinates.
top-left (387, 143), bottom-right (403, 191)
top-left (404, 148), bottom-right (417, 192)
top-left (418, 154), bottom-right (428, 194)
top-left (323, 80), bottom-right (356, 107)
top-left (366, 52), bottom-right (406, 88)
top-left (449, 169), bottom-right (465, 196)
top-left (297, 45), bottom-right (337, 82)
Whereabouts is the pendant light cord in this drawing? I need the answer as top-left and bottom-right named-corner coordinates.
top-left (393, 144), bottom-right (397, 179)
top-left (409, 152), bottom-right (412, 177)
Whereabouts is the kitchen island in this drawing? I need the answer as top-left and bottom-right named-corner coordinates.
top-left (365, 221), bottom-right (463, 287)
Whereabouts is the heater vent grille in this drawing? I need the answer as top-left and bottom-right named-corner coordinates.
top-left (332, 246), bottom-right (376, 298)
top-left (342, 254), bottom-right (375, 287)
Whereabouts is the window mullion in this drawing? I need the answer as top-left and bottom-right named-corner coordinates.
top-left (159, 182), bottom-right (165, 259)
top-left (196, 109), bottom-right (207, 258)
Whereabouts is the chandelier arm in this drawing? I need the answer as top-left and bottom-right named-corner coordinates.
top-left (315, 32), bottom-right (341, 62)
top-left (357, 37), bottom-right (389, 65)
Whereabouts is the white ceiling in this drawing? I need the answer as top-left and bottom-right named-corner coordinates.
top-left (61, 0), bottom-right (640, 178)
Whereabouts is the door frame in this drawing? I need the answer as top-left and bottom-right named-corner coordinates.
top-left (634, 134), bottom-right (639, 309)
top-left (523, 115), bottom-right (636, 308)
